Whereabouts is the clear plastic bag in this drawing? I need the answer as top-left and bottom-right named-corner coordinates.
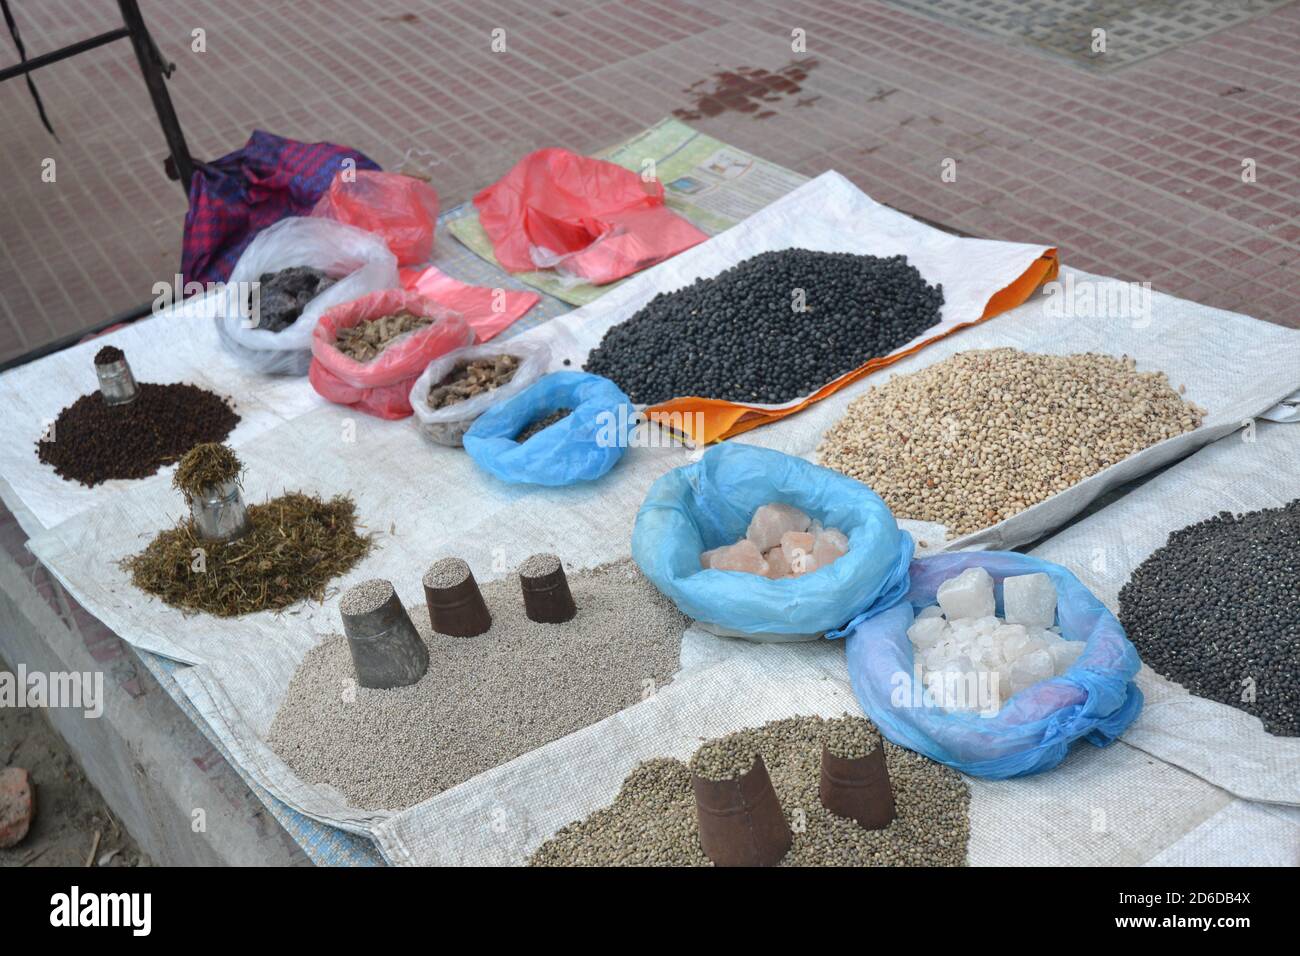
top-left (311, 170), bottom-right (438, 266)
top-left (216, 217), bottom-right (399, 376)
top-left (842, 551), bottom-right (1143, 778)
top-left (462, 372), bottom-right (635, 485)
top-left (308, 288), bottom-right (473, 419)
top-left (408, 340), bottom-right (551, 446)
top-left (631, 444), bottom-right (914, 642)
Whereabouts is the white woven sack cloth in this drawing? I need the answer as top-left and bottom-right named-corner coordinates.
top-left (1030, 419), bottom-right (1300, 807)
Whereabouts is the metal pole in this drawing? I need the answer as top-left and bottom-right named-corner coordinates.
top-left (116, 0), bottom-right (194, 193)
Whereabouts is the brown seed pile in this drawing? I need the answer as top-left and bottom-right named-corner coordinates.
top-left (427, 354), bottom-right (521, 409)
top-left (37, 382), bottom-right (240, 487)
top-left (267, 559), bottom-right (688, 810)
top-left (121, 492), bottom-right (370, 617)
top-left (334, 310), bottom-right (431, 362)
top-left (817, 349), bottom-right (1205, 535)
top-left (529, 715), bottom-right (968, 867)
top-left (517, 407), bottom-right (572, 442)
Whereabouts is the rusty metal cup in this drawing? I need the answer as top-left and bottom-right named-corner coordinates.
top-left (692, 754), bottom-right (791, 867)
top-left (819, 741), bottom-right (895, 830)
top-left (423, 558), bottom-right (492, 637)
top-left (519, 553), bottom-right (576, 624)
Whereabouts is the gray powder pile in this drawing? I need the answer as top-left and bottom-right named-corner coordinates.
top-left (530, 715), bottom-right (969, 867)
top-left (340, 578), bottom-right (393, 616)
top-left (423, 557), bottom-right (470, 589)
top-left (267, 559), bottom-right (687, 810)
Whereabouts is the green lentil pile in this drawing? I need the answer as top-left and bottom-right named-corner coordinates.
top-left (529, 715), bottom-right (969, 867)
top-left (1119, 499), bottom-right (1300, 736)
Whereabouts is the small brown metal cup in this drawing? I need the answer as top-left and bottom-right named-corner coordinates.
top-left (423, 559), bottom-right (492, 637)
top-left (692, 754), bottom-right (791, 867)
top-left (342, 582), bottom-right (429, 690)
top-left (519, 554), bottom-right (576, 624)
top-left (819, 742), bottom-right (895, 830)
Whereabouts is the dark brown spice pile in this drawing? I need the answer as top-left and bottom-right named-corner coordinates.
top-left (36, 383), bottom-right (240, 487)
top-left (94, 345), bottom-right (125, 365)
top-left (121, 492), bottom-right (371, 617)
top-left (516, 407), bottom-right (572, 442)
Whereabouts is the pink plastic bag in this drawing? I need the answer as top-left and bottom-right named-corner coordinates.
top-left (399, 265), bottom-right (540, 342)
top-left (473, 148), bottom-right (708, 285)
top-left (311, 171), bottom-right (438, 266)
top-left (309, 288), bottom-right (472, 419)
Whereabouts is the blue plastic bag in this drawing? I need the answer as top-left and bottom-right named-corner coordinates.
top-left (632, 444), bottom-right (913, 640)
top-left (843, 551), bottom-right (1143, 778)
top-left (463, 371), bottom-right (635, 486)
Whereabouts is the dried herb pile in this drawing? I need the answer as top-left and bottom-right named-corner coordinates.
top-left (122, 492), bottom-right (371, 617)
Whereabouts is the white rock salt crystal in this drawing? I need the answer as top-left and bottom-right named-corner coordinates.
top-left (1009, 648), bottom-right (1054, 695)
top-left (972, 615), bottom-right (999, 637)
top-left (1050, 640), bottom-right (1084, 674)
top-left (745, 503), bottom-right (811, 552)
top-left (907, 616), bottom-right (948, 649)
top-left (917, 604), bottom-right (944, 621)
top-left (1003, 572), bottom-right (1058, 628)
top-left (936, 566), bottom-right (995, 620)
top-left (994, 623), bottom-right (1030, 660)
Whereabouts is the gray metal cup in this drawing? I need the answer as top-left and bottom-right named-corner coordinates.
top-left (342, 582), bottom-right (429, 690)
top-left (190, 479), bottom-right (251, 543)
top-left (95, 357), bottom-right (138, 405)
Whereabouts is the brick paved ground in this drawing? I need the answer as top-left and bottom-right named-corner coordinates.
top-left (0, 0), bottom-right (1296, 364)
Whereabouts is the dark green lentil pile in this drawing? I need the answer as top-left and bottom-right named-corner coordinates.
top-left (583, 249), bottom-right (943, 405)
top-left (1119, 500), bottom-right (1300, 736)
top-left (529, 715), bottom-right (969, 867)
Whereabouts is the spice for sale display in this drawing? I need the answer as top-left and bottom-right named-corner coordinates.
top-left (516, 407), bottom-right (572, 442)
top-left (36, 370), bottom-right (240, 488)
top-left (333, 310), bottom-right (431, 362)
top-left (251, 265), bottom-right (335, 332)
top-left (93, 345), bottom-right (125, 365)
top-left (701, 502), bottom-right (849, 578)
top-left (818, 349), bottom-right (1205, 536)
top-left (529, 715), bottom-right (969, 867)
top-left (1119, 500), bottom-right (1300, 736)
top-left (122, 486), bottom-right (370, 618)
top-left (267, 559), bottom-right (688, 810)
top-left (426, 353), bottom-right (521, 410)
top-left (583, 249), bottom-right (944, 404)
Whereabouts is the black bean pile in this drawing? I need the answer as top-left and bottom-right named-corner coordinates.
top-left (583, 249), bottom-right (944, 405)
top-left (1118, 500), bottom-right (1300, 736)
top-left (37, 383), bottom-right (240, 487)
top-left (251, 266), bottom-right (334, 332)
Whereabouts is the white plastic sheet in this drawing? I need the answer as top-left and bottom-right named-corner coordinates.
top-left (1030, 421), bottom-right (1300, 806)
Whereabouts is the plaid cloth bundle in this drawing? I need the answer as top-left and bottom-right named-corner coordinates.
top-left (182, 130), bottom-right (380, 285)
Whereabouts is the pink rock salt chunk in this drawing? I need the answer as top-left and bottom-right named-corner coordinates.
top-left (780, 531), bottom-right (815, 568)
top-left (812, 527), bottom-right (849, 568)
top-left (709, 539), bottom-right (770, 576)
top-left (699, 546), bottom-right (727, 570)
top-left (764, 546), bottom-right (792, 579)
top-left (785, 546), bottom-right (816, 574)
top-left (745, 503), bottom-right (811, 552)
